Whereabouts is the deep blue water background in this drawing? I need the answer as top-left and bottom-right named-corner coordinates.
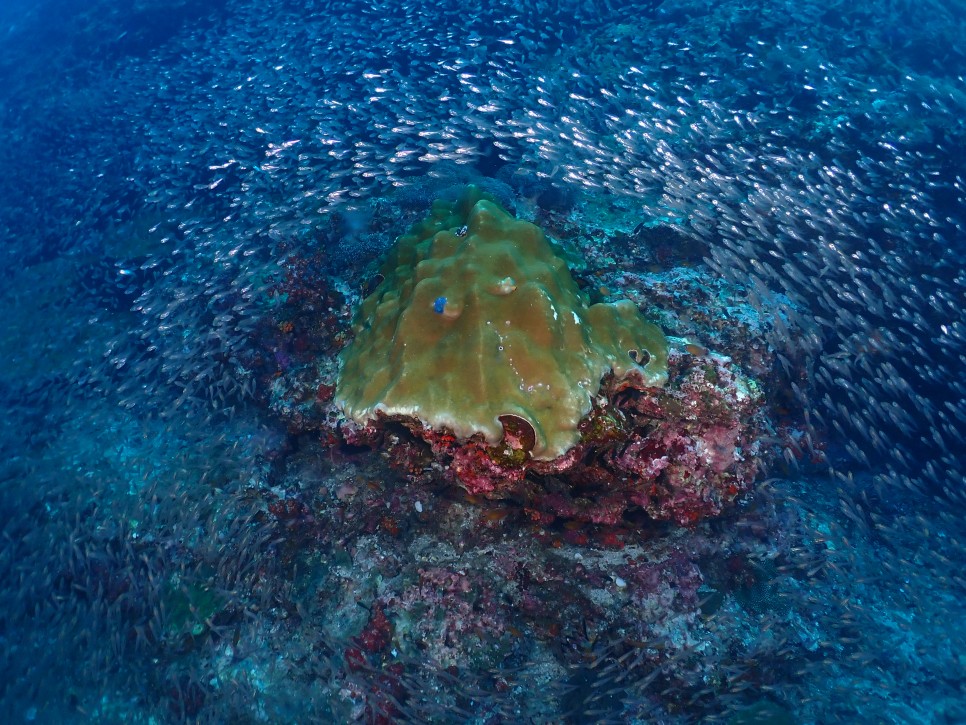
top-left (1, 0), bottom-right (964, 722)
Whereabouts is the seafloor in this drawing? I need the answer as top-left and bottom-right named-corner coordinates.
top-left (0, 0), bottom-right (964, 723)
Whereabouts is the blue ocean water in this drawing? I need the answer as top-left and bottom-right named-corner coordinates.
top-left (0, 0), bottom-right (964, 723)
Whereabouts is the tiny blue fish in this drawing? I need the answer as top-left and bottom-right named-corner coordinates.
top-left (433, 296), bottom-right (447, 314)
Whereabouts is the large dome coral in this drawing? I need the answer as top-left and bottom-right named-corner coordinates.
top-left (335, 186), bottom-right (668, 460)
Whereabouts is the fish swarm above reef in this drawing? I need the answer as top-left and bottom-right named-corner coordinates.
top-left (335, 186), bottom-right (668, 460)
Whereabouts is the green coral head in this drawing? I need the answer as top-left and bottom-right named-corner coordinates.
top-left (335, 186), bottom-right (668, 460)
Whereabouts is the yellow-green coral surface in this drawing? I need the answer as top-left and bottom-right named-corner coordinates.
top-left (336, 187), bottom-right (668, 460)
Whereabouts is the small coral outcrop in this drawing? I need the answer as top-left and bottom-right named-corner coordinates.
top-left (335, 186), bottom-right (668, 460)
top-left (264, 187), bottom-right (769, 526)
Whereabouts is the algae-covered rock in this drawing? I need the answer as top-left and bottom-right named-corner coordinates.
top-left (335, 186), bottom-right (667, 460)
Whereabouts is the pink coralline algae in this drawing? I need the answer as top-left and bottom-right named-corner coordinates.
top-left (386, 567), bottom-right (512, 670)
top-left (614, 346), bottom-right (765, 525)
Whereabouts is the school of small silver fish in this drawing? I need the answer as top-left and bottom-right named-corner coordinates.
top-left (0, 0), bottom-right (963, 722)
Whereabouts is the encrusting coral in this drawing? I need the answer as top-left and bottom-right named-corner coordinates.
top-left (335, 186), bottom-right (668, 460)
